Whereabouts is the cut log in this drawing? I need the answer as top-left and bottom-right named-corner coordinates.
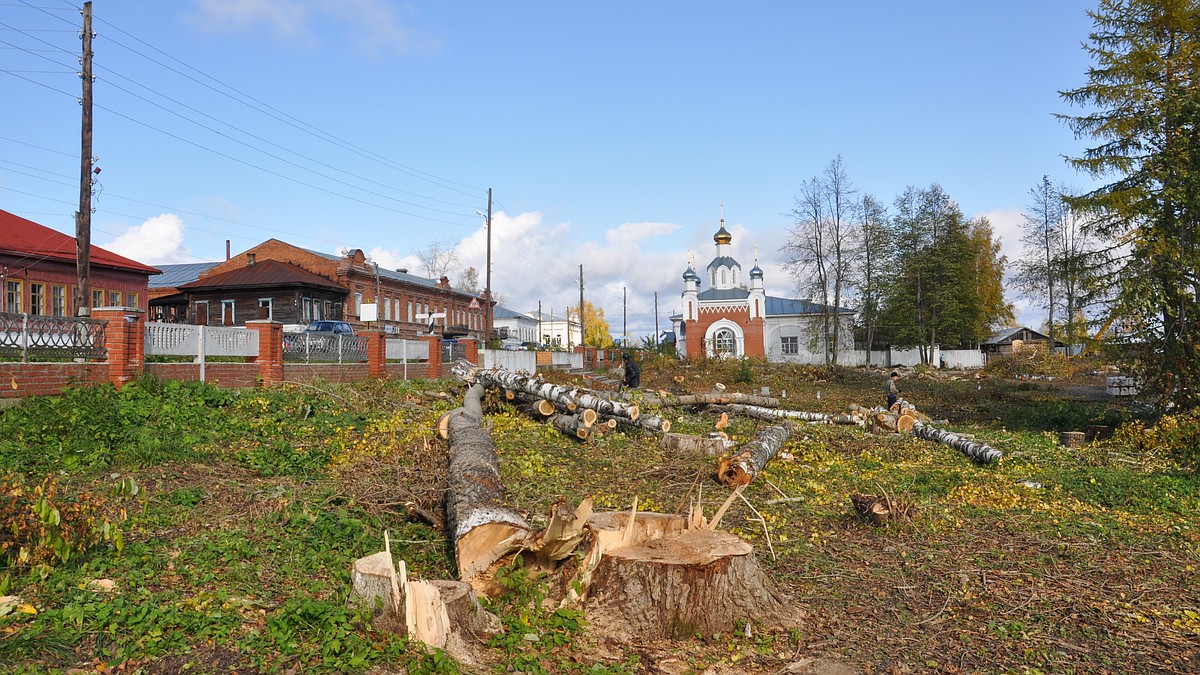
top-left (870, 411), bottom-right (900, 434)
top-left (850, 493), bottom-right (912, 525)
top-left (717, 403), bottom-right (864, 426)
top-left (912, 422), bottom-right (1003, 463)
top-left (717, 424), bottom-right (793, 488)
top-left (633, 391), bottom-right (781, 408)
top-left (599, 412), bottom-right (671, 434)
top-left (660, 432), bottom-right (732, 457)
top-left (451, 361), bottom-right (640, 421)
top-left (896, 412), bottom-right (917, 433)
top-left (446, 383), bottom-right (534, 585)
top-left (1085, 425), bottom-right (1113, 442)
top-left (550, 413), bottom-right (593, 440)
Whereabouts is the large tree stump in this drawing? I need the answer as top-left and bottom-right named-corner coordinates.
top-left (583, 527), bottom-right (794, 640)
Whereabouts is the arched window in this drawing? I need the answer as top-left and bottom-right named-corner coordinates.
top-left (720, 269), bottom-right (728, 286)
top-left (715, 328), bottom-right (736, 357)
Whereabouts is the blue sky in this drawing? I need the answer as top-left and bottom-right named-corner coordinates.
top-left (2, 1), bottom-right (1103, 341)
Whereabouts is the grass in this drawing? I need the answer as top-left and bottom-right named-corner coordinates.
top-left (1, 362), bottom-right (1198, 673)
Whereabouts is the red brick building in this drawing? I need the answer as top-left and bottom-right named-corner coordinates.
top-left (161, 239), bottom-right (490, 340)
top-left (0, 209), bottom-right (159, 316)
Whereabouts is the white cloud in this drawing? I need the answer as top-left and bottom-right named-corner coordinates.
top-left (101, 214), bottom-right (194, 265)
top-left (188, 0), bottom-right (424, 57)
top-left (604, 221), bottom-right (680, 245)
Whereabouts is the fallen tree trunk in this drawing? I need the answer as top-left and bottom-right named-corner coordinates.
top-left (446, 383), bottom-right (535, 584)
top-left (912, 422), bottom-right (1003, 464)
top-left (452, 361), bottom-right (639, 421)
top-left (549, 412), bottom-right (594, 440)
top-left (660, 432), bottom-right (731, 457)
top-left (717, 403), bottom-right (863, 426)
top-left (716, 424), bottom-right (793, 488)
top-left (634, 391), bottom-right (781, 408)
top-left (599, 412), bottom-right (671, 434)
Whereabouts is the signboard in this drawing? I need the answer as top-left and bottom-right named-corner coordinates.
top-left (360, 302), bottom-right (377, 322)
top-left (468, 297), bottom-right (481, 309)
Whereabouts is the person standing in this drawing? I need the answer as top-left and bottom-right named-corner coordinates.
top-left (622, 352), bottom-right (641, 389)
top-left (885, 371), bottom-right (900, 408)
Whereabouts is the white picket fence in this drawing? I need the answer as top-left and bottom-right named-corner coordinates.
top-left (145, 323), bottom-right (259, 382)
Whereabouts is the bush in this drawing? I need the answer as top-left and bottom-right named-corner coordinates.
top-left (1110, 410), bottom-right (1200, 471)
top-left (983, 349), bottom-right (1080, 379)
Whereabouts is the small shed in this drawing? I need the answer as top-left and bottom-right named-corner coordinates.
top-left (982, 326), bottom-right (1064, 356)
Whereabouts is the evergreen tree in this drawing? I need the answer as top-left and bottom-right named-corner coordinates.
top-left (1059, 0), bottom-right (1200, 409)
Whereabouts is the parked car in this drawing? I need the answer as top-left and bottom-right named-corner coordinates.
top-left (304, 320), bottom-right (356, 336)
top-left (284, 320), bottom-right (356, 350)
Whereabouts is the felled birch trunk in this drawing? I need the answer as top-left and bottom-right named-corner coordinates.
top-left (446, 383), bottom-right (535, 585)
top-left (550, 412), bottom-right (594, 440)
top-left (912, 422), bottom-right (1003, 463)
top-left (717, 403), bottom-right (863, 426)
top-left (598, 412), bottom-right (671, 434)
top-left (633, 391), bottom-right (780, 408)
top-left (451, 361), bottom-right (639, 421)
top-left (716, 424), bottom-right (793, 488)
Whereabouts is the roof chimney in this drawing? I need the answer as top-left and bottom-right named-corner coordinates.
top-left (247, 253), bottom-right (256, 266)
top-left (397, 267), bottom-right (407, 274)
top-left (226, 240), bottom-right (230, 260)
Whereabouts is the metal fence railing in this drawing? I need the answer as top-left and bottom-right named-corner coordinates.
top-left (282, 333), bottom-right (368, 363)
top-left (0, 312), bottom-right (107, 362)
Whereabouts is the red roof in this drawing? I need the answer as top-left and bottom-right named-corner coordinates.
top-left (180, 259), bottom-right (344, 291)
top-left (0, 208), bottom-right (161, 275)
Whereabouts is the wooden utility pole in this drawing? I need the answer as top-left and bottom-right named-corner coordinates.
top-left (484, 188), bottom-right (493, 343)
top-left (578, 264), bottom-right (585, 348)
top-left (74, 1), bottom-right (94, 316)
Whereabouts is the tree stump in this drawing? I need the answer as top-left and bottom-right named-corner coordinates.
top-left (1060, 431), bottom-right (1087, 447)
top-left (582, 527), bottom-right (795, 640)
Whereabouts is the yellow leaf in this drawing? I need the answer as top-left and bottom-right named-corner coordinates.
top-left (17, 603), bottom-right (36, 615)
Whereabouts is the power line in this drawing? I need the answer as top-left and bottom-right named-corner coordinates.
top-left (93, 14), bottom-right (485, 201)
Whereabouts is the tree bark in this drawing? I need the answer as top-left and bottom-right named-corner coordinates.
top-left (583, 527), bottom-right (794, 640)
top-left (912, 422), bottom-right (1003, 463)
top-left (550, 412), bottom-right (594, 440)
top-left (634, 391), bottom-right (781, 408)
top-left (717, 424), bottom-right (793, 487)
top-left (446, 383), bottom-right (534, 584)
top-left (717, 403), bottom-right (863, 426)
top-left (452, 361), bottom-right (639, 421)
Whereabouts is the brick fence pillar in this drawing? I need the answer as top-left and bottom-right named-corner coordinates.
top-left (93, 307), bottom-right (145, 389)
top-left (245, 320), bottom-right (283, 385)
top-left (421, 334), bottom-right (442, 379)
top-left (364, 330), bottom-right (386, 378)
top-left (459, 337), bottom-right (480, 366)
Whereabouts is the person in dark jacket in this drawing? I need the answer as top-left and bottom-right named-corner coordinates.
top-left (885, 371), bottom-right (900, 408)
top-left (622, 353), bottom-right (641, 389)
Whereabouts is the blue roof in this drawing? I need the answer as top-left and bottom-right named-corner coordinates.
top-left (494, 306), bottom-right (535, 320)
top-left (148, 262), bottom-right (220, 289)
top-left (764, 296), bottom-right (853, 316)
